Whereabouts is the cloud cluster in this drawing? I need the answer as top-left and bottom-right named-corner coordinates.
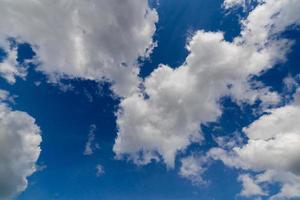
top-left (1, 0), bottom-right (300, 199)
top-left (114, 1), bottom-right (300, 198)
top-left (0, 90), bottom-right (41, 199)
top-left (210, 91), bottom-right (300, 199)
top-left (114, 29), bottom-right (279, 167)
top-left (0, 0), bottom-right (158, 96)
top-left (113, 0), bottom-right (300, 167)
top-left (205, 1), bottom-right (300, 199)
top-left (0, 1), bottom-right (158, 198)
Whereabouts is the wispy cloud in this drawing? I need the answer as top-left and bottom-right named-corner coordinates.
top-left (83, 124), bottom-right (100, 156)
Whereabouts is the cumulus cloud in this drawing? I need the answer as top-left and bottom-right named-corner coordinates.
top-left (211, 91), bottom-right (300, 170)
top-left (0, 90), bottom-right (42, 199)
top-left (0, 0), bottom-right (158, 96)
top-left (113, 27), bottom-right (283, 167)
top-left (209, 91), bottom-right (300, 199)
top-left (113, 0), bottom-right (300, 167)
top-left (114, 30), bottom-right (278, 167)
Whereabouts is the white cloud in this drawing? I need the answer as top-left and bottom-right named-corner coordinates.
top-left (2, 1), bottom-right (300, 198)
top-left (238, 174), bottom-right (266, 197)
top-left (256, 170), bottom-right (300, 200)
top-left (0, 41), bottom-right (26, 84)
top-left (0, 0), bottom-right (158, 96)
top-left (223, 0), bottom-right (248, 9)
top-left (239, 0), bottom-right (300, 48)
top-left (209, 91), bottom-right (300, 199)
top-left (179, 155), bottom-right (208, 186)
top-left (223, 0), bottom-right (261, 10)
top-left (114, 28), bottom-right (282, 167)
top-left (0, 90), bottom-right (42, 199)
top-left (113, 0), bottom-right (300, 167)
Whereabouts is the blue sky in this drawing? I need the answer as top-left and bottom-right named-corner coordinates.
top-left (0, 0), bottom-right (300, 200)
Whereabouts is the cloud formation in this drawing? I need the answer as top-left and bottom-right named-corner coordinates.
top-left (113, 0), bottom-right (300, 167)
top-left (1, 0), bottom-right (300, 198)
top-left (210, 91), bottom-right (300, 199)
top-left (0, 0), bottom-right (158, 96)
top-left (205, 1), bottom-right (300, 199)
top-left (114, 29), bottom-right (279, 167)
top-left (0, 90), bottom-right (41, 199)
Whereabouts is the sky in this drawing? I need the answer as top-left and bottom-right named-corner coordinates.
top-left (0, 0), bottom-right (300, 200)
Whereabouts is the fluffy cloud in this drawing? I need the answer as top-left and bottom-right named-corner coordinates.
top-left (0, 0), bottom-right (158, 96)
top-left (114, 29), bottom-right (279, 167)
top-left (209, 91), bottom-right (300, 199)
top-left (113, 0), bottom-right (300, 167)
top-left (0, 90), bottom-right (42, 199)
top-left (239, 0), bottom-right (300, 47)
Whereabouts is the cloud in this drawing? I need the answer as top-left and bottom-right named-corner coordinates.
top-left (0, 90), bottom-right (8, 100)
top-left (0, 0), bottom-right (158, 96)
top-left (179, 155), bottom-right (208, 186)
top-left (96, 164), bottom-right (105, 177)
top-left (223, 0), bottom-right (260, 9)
top-left (209, 91), bottom-right (300, 199)
top-left (114, 28), bottom-right (281, 167)
top-left (223, 0), bottom-right (248, 9)
top-left (83, 124), bottom-right (99, 156)
top-left (239, 0), bottom-right (300, 47)
top-left (113, 0), bottom-right (300, 167)
top-left (0, 41), bottom-right (26, 84)
top-left (0, 90), bottom-right (42, 199)
top-left (256, 170), bottom-right (300, 200)
top-left (238, 174), bottom-right (267, 197)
